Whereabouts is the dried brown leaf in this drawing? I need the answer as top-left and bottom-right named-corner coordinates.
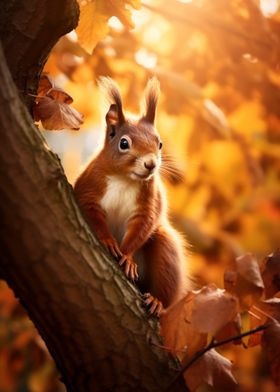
top-left (34, 74), bottom-right (83, 130)
top-left (216, 314), bottom-right (242, 345)
top-left (47, 88), bottom-right (73, 104)
top-left (261, 249), bottom-right (280, 298)
top-left (34, 96), bottom-right (83, 131)
top-left (37, 74), bottom-right (53, 96)
top-left (261, 319), bottom-right (280, 386)
top-left (37, 74), bottom-right (73, 103)
top-left (183, 349), bottom-right (238, 391)
top-left (224, 253), bottom-right (264, 311)
top-left (191, 284), bottom-right (239, 336)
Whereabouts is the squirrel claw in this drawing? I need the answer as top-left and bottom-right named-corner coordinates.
top-left (143, 293), bottom-right (163, 316)
top-left (119, 255), bottom-right (138, 281)
top-left (101, 238), bottom-right (122, 259)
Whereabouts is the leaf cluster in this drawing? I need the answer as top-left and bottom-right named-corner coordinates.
top-left (161, 251), bottom-right (280, 391)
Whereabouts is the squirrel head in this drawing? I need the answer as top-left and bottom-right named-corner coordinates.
top-left (99, 77), bottom-right (162, 182)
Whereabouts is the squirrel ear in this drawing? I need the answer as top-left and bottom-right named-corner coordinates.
top-left (142, 77), bottom-right (160, 125)
top-left (99, 77), bottom-right (125, 126)
top-left (106, 104), bottom-right (119, 126)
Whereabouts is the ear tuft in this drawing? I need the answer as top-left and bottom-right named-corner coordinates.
top-left (142, 77), bottom-right (160, 125)
top-left (98, 77), bottom-right (125, 125)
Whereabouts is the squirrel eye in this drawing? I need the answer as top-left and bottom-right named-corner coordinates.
top-left (159, 141), bottom-right (163, 150)
top-left (118, 136), bottom-right (131, 152)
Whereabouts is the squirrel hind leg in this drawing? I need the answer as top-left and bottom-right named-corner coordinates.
top-left (142, 225), bottom-right (190, 309)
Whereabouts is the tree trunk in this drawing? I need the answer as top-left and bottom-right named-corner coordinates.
top-left (0, 0), bottom-right (79, 110)
top-left (0, 1), bottom-right (186, 391)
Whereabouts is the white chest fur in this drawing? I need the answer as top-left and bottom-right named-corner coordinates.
top-left (100, 175), bottom-right (140, 243)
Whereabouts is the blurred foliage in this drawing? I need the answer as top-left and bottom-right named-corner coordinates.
top-left (1, 0), bottom-right (280, 390)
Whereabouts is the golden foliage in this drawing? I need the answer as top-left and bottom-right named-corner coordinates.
top-left (76, 0), bottom-right (140, 53)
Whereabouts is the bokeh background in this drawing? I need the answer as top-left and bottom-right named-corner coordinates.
top-left (1, 0), bottom-right (280, 390)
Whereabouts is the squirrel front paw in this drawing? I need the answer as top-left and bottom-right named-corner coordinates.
top-left (100, 237), bottom-right (122, 259)
top-left (143, 293), bottom-right (163, 316)
top-left (119, 254), bottom-right (138, 281)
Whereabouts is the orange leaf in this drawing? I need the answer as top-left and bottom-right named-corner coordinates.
top-left (160, 292), bottom-right (207, 360)
top-left (76, 0), bottom-right (141, 54)
top-left (183, 349), bottom-right (238, 391)
top-left (216, 314), bottom-right (242, 345)
top-left (224, 253), bottom-right (264, 311)
top-left (160, 284), bottom-right (238, 360)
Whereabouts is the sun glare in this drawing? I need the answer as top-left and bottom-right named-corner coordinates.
top-left (142, 25), bottom-right (162, 44)
top-left (131, 8), bottom-right (151, 31)
top-left (260, 0), bottom-right (279, 16)
top-left (135, 48), bottom-right (157, 69)
top-left (67, 30), bottom-right (78, 42)
top-left (108, 16), bottom-right (124, 32)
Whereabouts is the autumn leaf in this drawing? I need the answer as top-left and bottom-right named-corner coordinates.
top-left (160, 284), bottom-right (238, 360)
top-left (76, 0), bottom-right (141, 54)
top-left (248, 298), bottom-right (280, 347)
top-left (75, 2), bottom-right (109, 55)
top-left (216, 314), bottom-right (243, 345)
top-left (261, 320), bottom-right (280, 386)
top-left (37, 74), bottom-right (73, 103)
top-left (191, 284), bottom-right (239, 336)
top-left (160, 292), bottom-right (207, 360)
top-left (224, 253), bottom-right (264, 311)
top-left (34, 97), bottom-right (83, 130)
top-left (33, 74), bottom-right (84, 130)
top-left (37, 74), bottom-right (54, 96)
top-left (261, 249), bottom-right (280, 298)
top-left (183, 349), bottom-right (238, 391)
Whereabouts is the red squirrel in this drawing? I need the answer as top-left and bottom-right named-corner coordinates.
top-left (74, 77), bottom-right (191, 315)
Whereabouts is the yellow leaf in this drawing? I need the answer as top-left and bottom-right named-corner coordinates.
top-left (76, 2), bottom-right (109, 54)
top-left (76, 0), bottom-right (141, 54)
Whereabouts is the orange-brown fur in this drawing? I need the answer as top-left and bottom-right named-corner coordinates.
top-left (74, 77), bottom-right (190, 314)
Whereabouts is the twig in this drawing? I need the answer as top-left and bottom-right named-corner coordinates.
top-left (165, 324), bottom-right (267, 391)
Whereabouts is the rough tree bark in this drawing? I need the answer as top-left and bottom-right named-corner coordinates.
top-left (0, 1), bottom-right (187, 391)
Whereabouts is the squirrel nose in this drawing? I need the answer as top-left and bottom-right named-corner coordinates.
top-left (144, 160), bottom-right (156, 171)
